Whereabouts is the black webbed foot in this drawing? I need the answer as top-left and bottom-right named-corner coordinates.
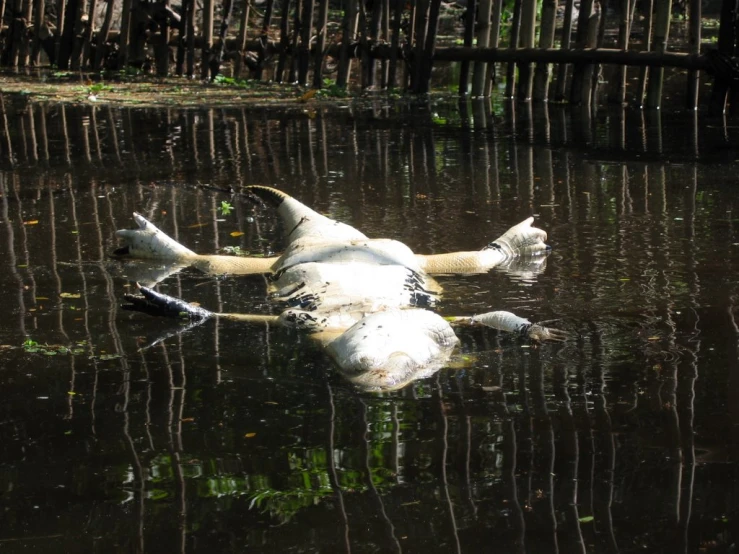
top-left (123, 283), bottom-right (213, 321)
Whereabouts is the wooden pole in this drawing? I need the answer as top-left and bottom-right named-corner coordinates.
top-left (68, 0), bottom-right (87, 69)
top-left (31, 0), bottom-right (45, 64)
top-left (275, 0), bottom-right (291, 81)
top-left (484, 0), bottom-right (502, 97)
top-left (211, 0), bottom-right (235, 79)
top-left (645, 0), bottom-right (673, 108)
top-left (636, 0), bottom-right (655, 106)
top-left (155, 0), bottom-right (173, 76)
top-left (686, 0), bottom-right (701, 109)
top-left (554, 0), bottom-right (576, 101)
top-left (516, 0), bottom-right (537, 101)
top-left (186, 0), bottom-right (196, 76)
top-left (82, 0), bottom-right (99, 67)
top-left (608, 0), bottom-right (633, 104)
top-left (287, 0), bottom-right (302, 81)
top-left (312, 0), bottom-right (329, 87)
top-left (387, 0), bottom-right (403, 88)
top-left (504, 0), bottom-right (522, 97)
top-left (533, 0), bottom-right (557, 101)
top-left (380, 0), bottom-right (389, 87)
top-left (411, 0), bottom-right (430, 92)
top-left (458, 0), bottom-right (477, 96)
top-left (93, 0), bottom-right (117, 70)
top-left (709, 0), bottom-right (739, 113)
top-left (201, 0), bottom-right (215, 79)
top-left (297, 0), bottom-right (315, 84)
top-left (176, 0), bottom-right (192, 75)
top-left (337, 0), bottom-right (359, 87)
top-left (255, 0), bottom-right (275, 79)
top-left (418, 0), bottom-right (442, 93)
top-left (117, 0), bottom-right (132, 67)
top-left (569, 0), bottom-right (599, 106)
top-left (471, 0), bottom-right (492, 97)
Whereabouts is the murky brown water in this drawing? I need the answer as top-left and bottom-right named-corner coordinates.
top-left (1, 96), bottom-right (739, 553)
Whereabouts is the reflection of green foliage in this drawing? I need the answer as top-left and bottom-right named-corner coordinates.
top-left (249, 487), bottom-right (334, 523)
top-left (22, 338), bottom-right (87, 356)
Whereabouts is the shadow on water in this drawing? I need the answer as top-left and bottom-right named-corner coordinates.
top-left (1, 96), bottom-right (739, 552)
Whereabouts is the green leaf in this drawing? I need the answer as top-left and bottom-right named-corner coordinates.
top-left (579, 516), bottom-right (594, 523)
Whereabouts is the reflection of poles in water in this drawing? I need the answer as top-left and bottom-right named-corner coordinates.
top-left (492, 351), bottom-right (526, 553)
top-left (646, 110), bottom-right (663, 155)
top-left (318, 112), bottom-right (329, 180)
top-left (81, 108), bottom-right (92, 163)
top-left (207, 109), bottom-right (216, 173)
top-left (517, 351), bottom-right (534, 550)
top-left (1, 176), bottom-right (26, 337)
top-left (674, 166), bottom-right (699, 553)
top-left (573, 337), bottom-right (594, 533)
top-left (0, 95), bottom-right (14, 165)
top-left (18, 108), bottom-right (29, 162)
top-left (53, 177), bottom-right (74, 420)
top-left (124, 110), bottom-right (140, 171)
top-left (106, 107), bottom-right (122, 165)
top-left (552, 365), bottom-right (586, 553)
top-left (60, 105), bottom-right (71, 165)
top-left (529, 351), bottom-right (559, 552)
top-left (727, 298), bottom-right (739, 488)
top-left (119, 356), bottom-right (147, 554)
top-left (161, 339), bottom-right (188, 554)
top-left (357, 398), bottom-right (402, 553)
top-left (90, 106), bottom-right (103, 161)
top-left (241, 110), bottom-right (253, 175)
top-left (26, 105), bottom-right (38, 162)
top-left (189, 111), bottom-right (200, 172)
top-left (326, 383), bottom-right (352, 553)
top-left (12, 175), bottom-right (38, 328)
top-left (518, 105), bottom-right (534, 212)
top-left (37, 104), bottom-right (49, 162)
top-left (590, 327), bottom-right (619, 553)
top-left (533, 106), bottom-right (555, 210)
top-left (652, 162), bottom-right (683, 528)
top-left (434, 374), bottom-right (461, 554)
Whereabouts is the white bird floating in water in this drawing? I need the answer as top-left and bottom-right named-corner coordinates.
top-left (116, 185), bottom-right (566, 391)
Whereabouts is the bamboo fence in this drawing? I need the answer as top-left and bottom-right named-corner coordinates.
top-left (1, 0), bottom-right (739, 109)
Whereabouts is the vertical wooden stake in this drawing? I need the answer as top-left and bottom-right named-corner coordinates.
top-left (471, 0), bottom-right (492, 97)
top-left (459, 0), bottom-right (477, 96)
top-left (312, 0), bottom-right (329, 88)
top-left (533, 0), bottom-right (557, 101)
top-left (645, 0), bottom-right (673, 108)
top-left (686, 0), bottom-right (702, 109)
top-left (504, 0), bottom-right (522, 98)
top-left (201, 0), bottom-right (215, 79)
top-left (554, 0), bottom-right (576, 101)
top-left (337, 0), bottom-right (359, 88)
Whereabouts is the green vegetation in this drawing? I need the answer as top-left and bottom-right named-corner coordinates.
top-left (22, 338), bottom-right (87, 356)
top-left (219, 200), bottom-right (234, 215)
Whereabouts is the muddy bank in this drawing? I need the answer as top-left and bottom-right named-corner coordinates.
top-left (0, 70), bottom-right (357, 108)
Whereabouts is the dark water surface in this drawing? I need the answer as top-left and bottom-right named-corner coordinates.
top-left (1, 97), bottom-right (739, 553)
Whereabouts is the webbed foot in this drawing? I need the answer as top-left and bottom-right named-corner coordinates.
top-left (123, 283), bottom-right (212, 321)
top-left (524, 324), bottom-right (569, 342)
top-left (115, 213), bottom-right (196, 260)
